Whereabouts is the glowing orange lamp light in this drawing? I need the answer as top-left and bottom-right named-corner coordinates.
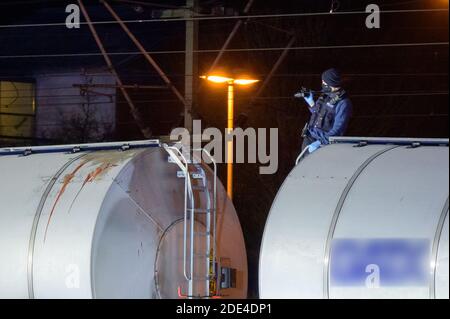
top-left (200, 74), bottom-right (259, 200)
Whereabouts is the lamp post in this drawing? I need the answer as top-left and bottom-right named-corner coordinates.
top-left (200, 75), bottom-right (259, 200)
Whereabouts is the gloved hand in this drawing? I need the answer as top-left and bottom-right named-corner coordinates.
top-left (303, 92), bottom-right (315, 107)
top-left (308, 141), bottom-right (322, 153)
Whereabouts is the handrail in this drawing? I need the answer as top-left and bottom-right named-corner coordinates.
top-left (295, 147), bottom-right (311, 165)
top-left (164, 144), bottom-right (194, 282)
top-left (329, 136), bottom-right (449, 146)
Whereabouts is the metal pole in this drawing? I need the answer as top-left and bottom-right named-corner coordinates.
top-left (207, 0), bottom-right (255, 75)
top-left (227, 82), bottom-right (234, 200)
top-left (77, 0), bottom-right (152, 138)
top-left (102, 0), bottom-right (187, 107)
top-left (254, 35), bottom-right (296, 99)
top-left (185, 0), bottom-right (199, 132)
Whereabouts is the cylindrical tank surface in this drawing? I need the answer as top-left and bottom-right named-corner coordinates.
top-left (260, 137), bottom-right (449, 299)
top-left (0, 141), bottom-right (247, 299)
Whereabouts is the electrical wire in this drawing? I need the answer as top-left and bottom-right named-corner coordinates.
top-left (1, 73), bottom-right (448, 82)
top-left (0, 8), bottom-right (448, 29)
top-left (0, 42), bottom-right (447, 59)
top-left (0, 112), bottom-right (448, 129)
top-left (0, 91), bottom-right (447, 109)
top-left (1, 72), bottom-right (449, 93)
top-left (0, 89), bottom-right (448, 99)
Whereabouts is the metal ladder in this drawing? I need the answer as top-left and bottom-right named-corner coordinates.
top-left (164, 144), bottom-right (218, 299)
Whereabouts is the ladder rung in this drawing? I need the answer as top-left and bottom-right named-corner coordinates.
top-left (176, 171), bottom-right (204, 179)
top-left (195, 232), bottom-right (211, 237)
top-left (187, 208), bottom-right (211, 214)
top-left (191, 173), bottom-right (204, 180)
top-left (177, 171), bottom-right (186, 178)
top-left (192, 186), bottom-right (207, 191)
top-left (168, 156), bottom-right (176, 163)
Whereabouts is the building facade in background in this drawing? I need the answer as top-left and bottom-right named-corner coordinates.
top-left (0, 70), bottom-right (116, 146)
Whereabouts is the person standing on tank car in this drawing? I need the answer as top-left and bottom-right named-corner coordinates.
top-left (300, 68), bottom-right (353, 154)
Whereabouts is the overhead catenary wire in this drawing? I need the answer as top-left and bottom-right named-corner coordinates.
top-left (0, 42), bottom-right (448, 59)
top-left (0, 91), bottom-right (447, 109)
top-left (2, 88), bottom-right (449, 97)
top-left (0, 88), bottom-right (449, 98)
top-left (1, 73), bottom-right (449, 82)
top-left (0, 8), bottom-right (448, 29)
top-left (1, 72), bottom-right (449, 93)
top-left (0, 113), bottom-right (448, 131)
top-left (0, 112), bottom-right (448, 129)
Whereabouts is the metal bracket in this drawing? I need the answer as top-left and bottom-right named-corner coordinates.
top-left (72, 147), bottom-right (82, 154)
top-left (22, 149), bottom-right (33, 157)
top-left (353, 141), bottom-right (369, 148)
top-left (409, 142), bottom-right (422, 149)
top-left (120, 143), bottom-right (131, 151)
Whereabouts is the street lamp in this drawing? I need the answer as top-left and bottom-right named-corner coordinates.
top-left (200, 75), bottom-right (259, 200)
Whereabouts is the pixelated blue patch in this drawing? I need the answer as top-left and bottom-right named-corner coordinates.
top-left (330, 239), bottom-right (430, 287)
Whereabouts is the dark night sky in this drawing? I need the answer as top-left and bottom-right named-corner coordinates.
top-left (1, 0), bottom-right (447, 137)
top-left (0, 0), bottom-right (449, 298)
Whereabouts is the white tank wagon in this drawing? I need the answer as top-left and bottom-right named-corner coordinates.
top-left (0, 140), bottom-right (247, 299)
top-left (260, 137), bottom-right (449, 299)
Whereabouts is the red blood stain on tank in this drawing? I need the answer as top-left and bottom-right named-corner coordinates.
top-left (44, 160), bottom-right (89, 242)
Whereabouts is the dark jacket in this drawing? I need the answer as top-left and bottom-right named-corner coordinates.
top-left (307, 90), bottom-right (353, 144)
